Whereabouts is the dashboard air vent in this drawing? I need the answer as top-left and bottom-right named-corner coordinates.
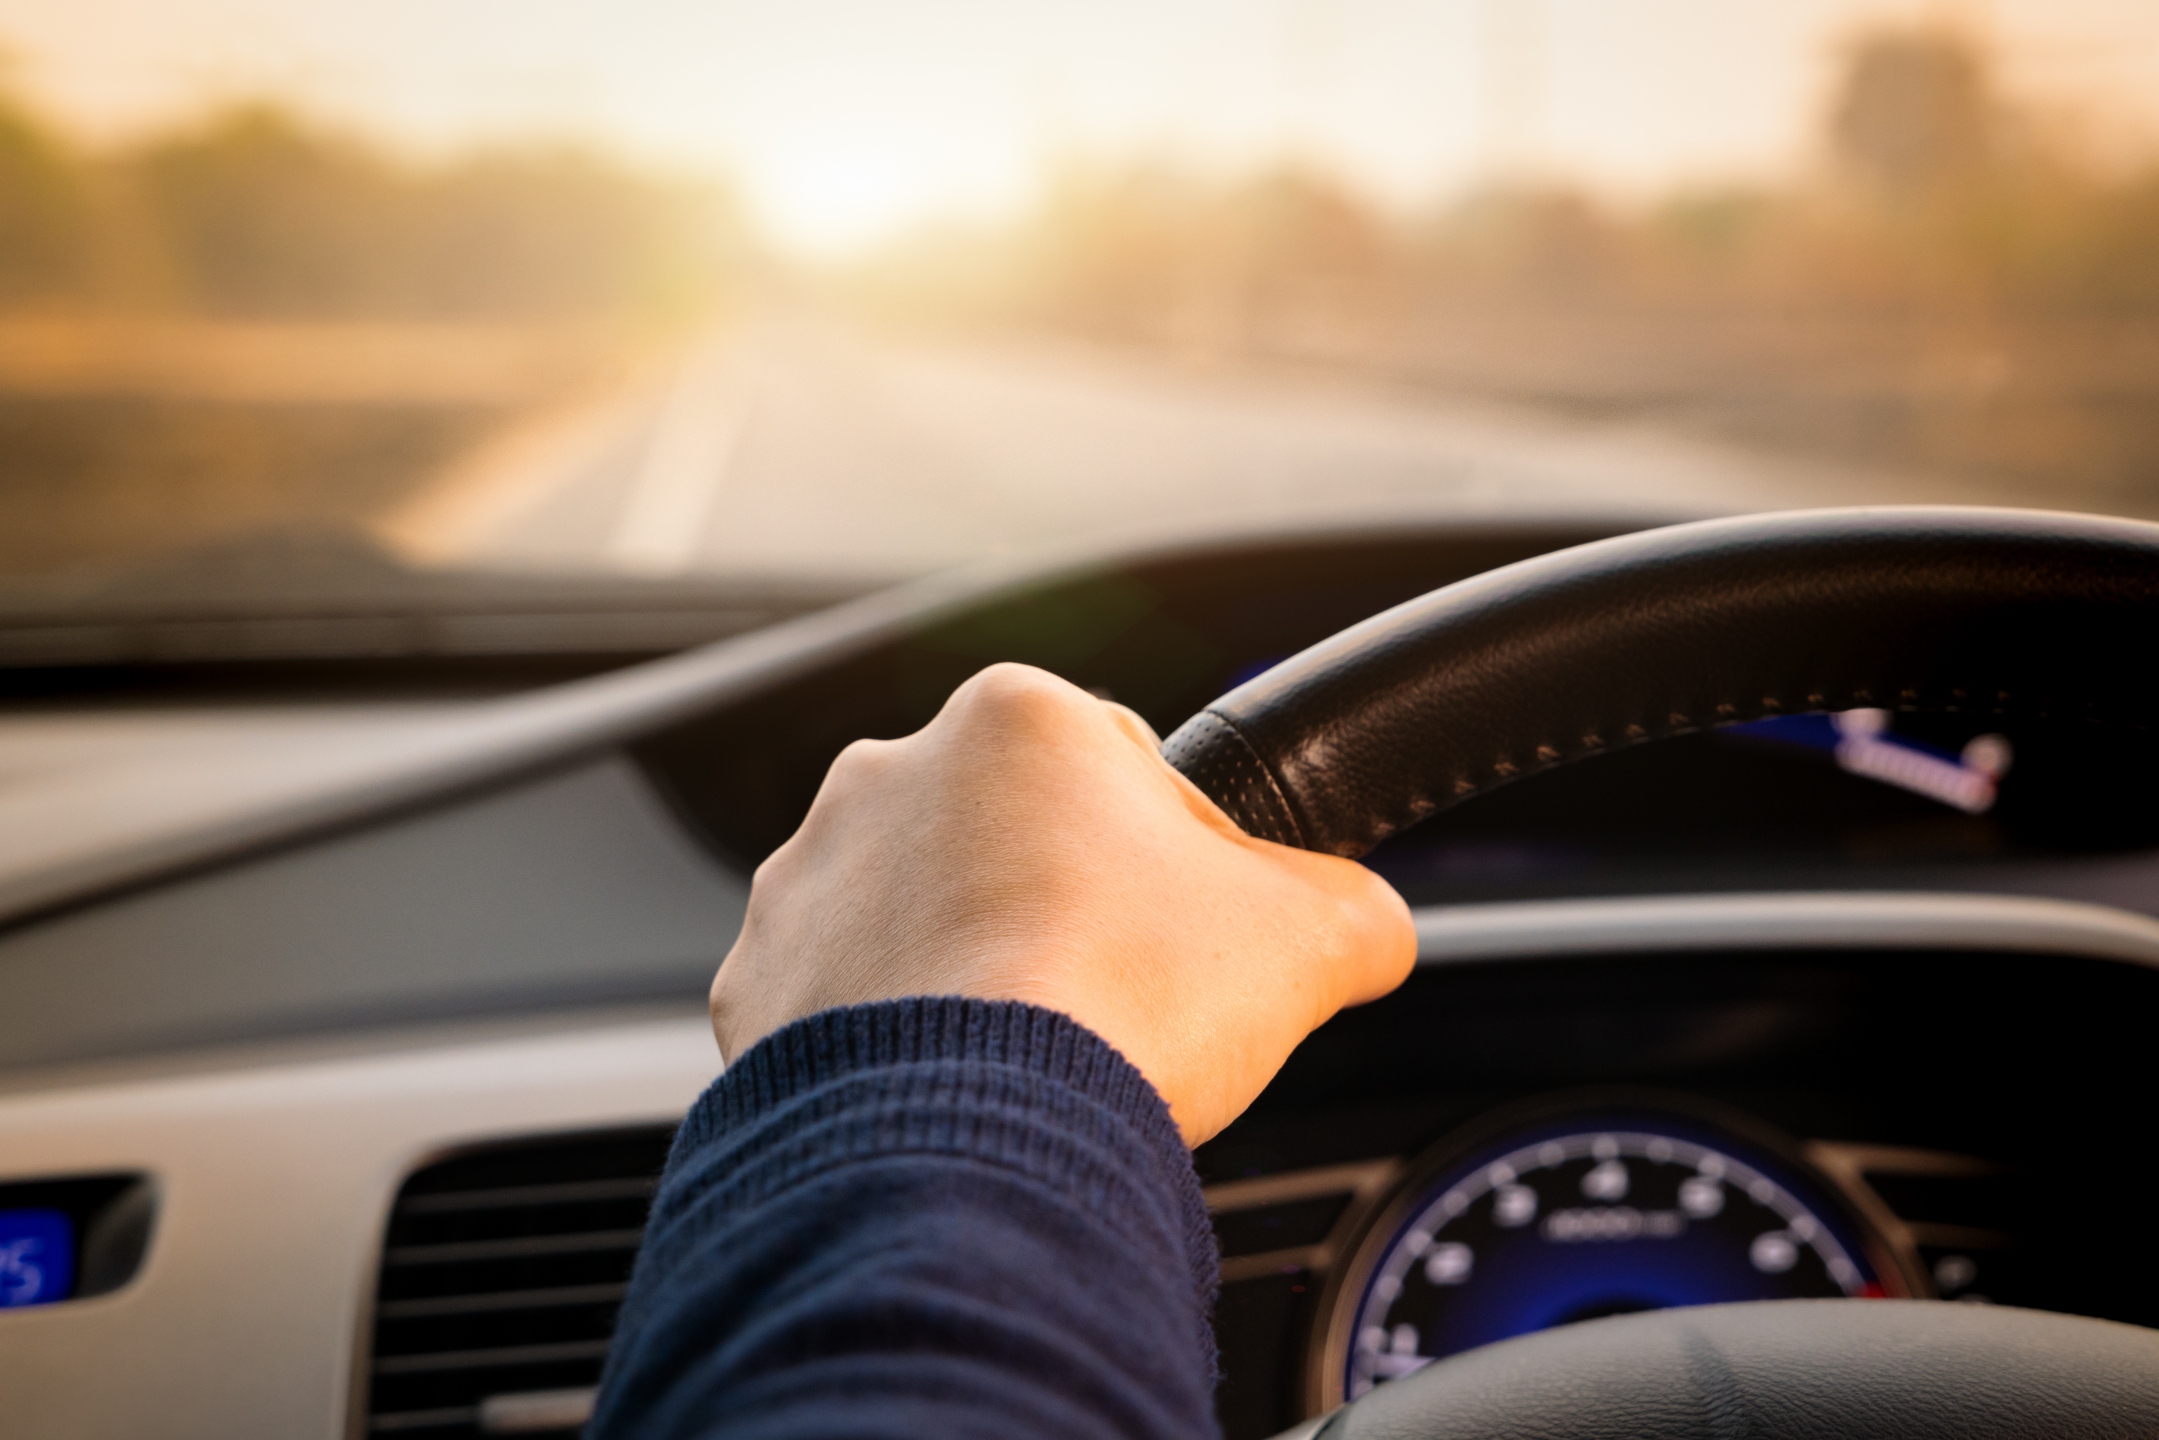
top-left (364, 1126), bottom-right (675, 1438)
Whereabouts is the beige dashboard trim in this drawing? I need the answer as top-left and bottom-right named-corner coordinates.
top-left (1414, 891), bottom-right (2159, 968)
top-left (0, 1013), bottom-right (720, 1440)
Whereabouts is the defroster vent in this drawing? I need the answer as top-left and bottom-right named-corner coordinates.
top-left (364, 1126), bottom-right (676, 1437)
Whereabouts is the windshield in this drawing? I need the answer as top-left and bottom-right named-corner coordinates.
top-left (3, 2), bottom-right (2156, 607)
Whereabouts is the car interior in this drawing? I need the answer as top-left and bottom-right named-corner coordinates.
top-left (5, 512), bottom-right (2159, 1437)
top-left (4, 3), bottom-right (2159, 1437)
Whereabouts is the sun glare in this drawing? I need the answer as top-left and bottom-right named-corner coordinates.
top-left (751, 142), bottom-right (950, 259)
top-left (745, 120), bottom-right (1032, 259)
top-left (1, 0), bottom-right (2158, 259)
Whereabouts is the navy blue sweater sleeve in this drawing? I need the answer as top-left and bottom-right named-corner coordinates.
top-left (589, 997), bottom-right (1223, 1440)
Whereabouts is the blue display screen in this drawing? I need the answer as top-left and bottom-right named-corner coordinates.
top-left (1341, 1110), bottom-right (1886, 1400)
top-left (0, 1208), bottom-right (75, 1308)
top-left (1725, 709), bottom-right (2010, 814)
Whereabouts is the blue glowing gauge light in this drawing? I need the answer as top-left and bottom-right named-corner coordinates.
top-left (0, 1208), bottom-right (74, 1308)
top-left (1323, 1109), bottom-right (1908, 1406)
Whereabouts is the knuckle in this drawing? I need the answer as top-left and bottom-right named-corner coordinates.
top-left (965, 660), bottom-right (1055, 703)
top-left (1308, 858), bottom-right (1415, 955)
top-left (958, 663), bottom-right (1085, 730)
top-left (748, 846), bottom-right (790, 892)
top-left (830, 736), bottom-right (894, 774)
top-left (744, 853), bottom-right (796, 913)
top-left (818, 736), bottom-right (900, 795)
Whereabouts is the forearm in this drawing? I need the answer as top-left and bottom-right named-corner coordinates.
top-left (590, 997), bottom-right (1223, 1440)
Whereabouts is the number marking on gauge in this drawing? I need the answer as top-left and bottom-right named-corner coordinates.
top-left (1342, 1129), bottom-right (1877, 1402)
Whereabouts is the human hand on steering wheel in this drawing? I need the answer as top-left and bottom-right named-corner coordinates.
top-left (706, 507), bottom-right (2159, 1440)
top-left (709, 660), bottom-right (1417, 1146)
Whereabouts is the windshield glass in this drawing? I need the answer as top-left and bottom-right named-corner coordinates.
top-left (3, 1), bottom-right (2156, 604)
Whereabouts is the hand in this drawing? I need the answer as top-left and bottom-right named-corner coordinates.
top-left (709, 662), bottom-right (1417, 1145)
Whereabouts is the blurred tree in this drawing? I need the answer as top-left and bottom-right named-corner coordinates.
top-left (410, 148), bottom-right (726, 320)
top-left (126, 102), bottom-right (731, 322)
top-left (1422, 186), bottom-right (1630, 300)
top-left (2076, 170), bottom-right (2159, 310)
top-left (1651, 188), bottom-right (1778, 266)
top-left (1020, 165), bottom-right (1208, 341)
top-left (1830, 28), bottom-right (1995, 198)
top-left (1220, 168), bottom-right (1394, 303)
top-left (0, 85), bottom-right (95, 303)
top-left (993, 164), bottom-right (1396, 354)
top-left (128, 105), bottom-right (410, 317)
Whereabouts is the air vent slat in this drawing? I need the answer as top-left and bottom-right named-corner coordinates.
top-left (385, 1229), bottom-right (647, 1266)
top-left (364, 1125), bottom-right (675, 1438)
top-left (369, 1406), bottom-right (479, 1433)
top-left (398, 1179), bottom-right (658, 1215)
top-left (377, 1282), bottom-right (631, 1321)
top-left (374, 1339), bottom-right (616, 1377)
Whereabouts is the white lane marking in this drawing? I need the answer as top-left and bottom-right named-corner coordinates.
top-left (605, 343), bottom-right (752, 574)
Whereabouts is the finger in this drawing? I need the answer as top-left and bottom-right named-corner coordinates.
top-left (1323, 864), bottom-right (1419, 1006)
top-left (1096, 700), bottom-right (1262, 843)
top-left (1250, 845), bottom-right (1416, 1008)
top-left (1097, 699), bottom-right (1161, 749)
top-left (1155, 753), bottom-right (1295, 846)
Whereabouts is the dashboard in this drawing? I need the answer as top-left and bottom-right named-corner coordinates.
top-left (1197, 939), bottom-right (2159, 1435)
top-left (1, 518), bottom-right (2156, 1439)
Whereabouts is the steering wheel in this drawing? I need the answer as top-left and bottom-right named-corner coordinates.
top-left (1162, 506), bottom-right (2159, 1437)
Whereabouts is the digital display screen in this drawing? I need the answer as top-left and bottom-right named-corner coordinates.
top-left (0, 1208), bottom-right (75, 1308)
top-left (1726, 709), bottom-right (2012, 814)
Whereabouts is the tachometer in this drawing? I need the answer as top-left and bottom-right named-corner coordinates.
top-left (1317, 1102), bottom-right (1914, 1407)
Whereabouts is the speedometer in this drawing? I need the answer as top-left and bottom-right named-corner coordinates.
top-left (1316, 1100), bottom-right (1917, 1408)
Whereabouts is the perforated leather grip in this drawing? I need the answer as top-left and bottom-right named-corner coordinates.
top-left (1317, 1299), bottom-right (2159, 1440)
top-left (1162, 506), bottom-right (2159, 857)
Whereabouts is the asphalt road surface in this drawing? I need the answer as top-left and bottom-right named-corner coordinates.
top-left (427, 320), bottom-right (1970, 582)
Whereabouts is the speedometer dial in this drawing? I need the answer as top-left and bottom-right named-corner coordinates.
top-left (1319, 1104), bottom-right (1913, 1407)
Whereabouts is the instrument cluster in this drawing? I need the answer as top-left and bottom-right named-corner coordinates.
top-left (1314, 1098), bottom-right (1917, 1409)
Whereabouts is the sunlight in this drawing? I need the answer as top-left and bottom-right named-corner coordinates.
top-left (747, 128), bottom-right (1027, 259)
top-left (752, 141), bottom-right (942, 258)
top-left (4, 0), bottom-right (2159, 260)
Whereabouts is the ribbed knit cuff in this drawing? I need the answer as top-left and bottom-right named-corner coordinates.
top-left (658, 997), bottom-right (1219, 1353)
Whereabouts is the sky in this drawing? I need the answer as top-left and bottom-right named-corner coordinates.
top-left (2, 0), bottom-right (2157, 255)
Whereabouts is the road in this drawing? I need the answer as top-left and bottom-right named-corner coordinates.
top-left (397, 320), bottom-right (1974, 582)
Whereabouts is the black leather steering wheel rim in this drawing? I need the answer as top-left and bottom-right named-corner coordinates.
top-left (1303, 1299), bottom-right (2159, 1439)
top-left (1163, 506), bottom-right (2159, 858)
top-left (1161, 505), bottom-right (2159, 1436)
